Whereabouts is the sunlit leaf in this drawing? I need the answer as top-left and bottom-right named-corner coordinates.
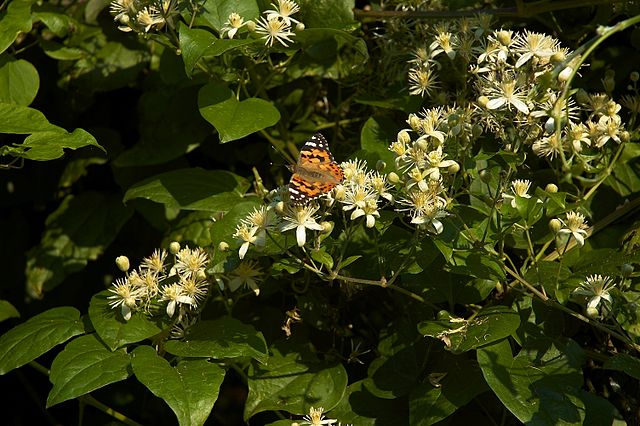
top-left (0, 307), bottom-right (85, 375)
top-left (198, 82), bottom-right (280, 143)
top-left (47, 334), bottom-right (131, 407)
top-left (132, 345), bottom-right (225, 426)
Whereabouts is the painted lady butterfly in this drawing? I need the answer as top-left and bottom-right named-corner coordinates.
top-left (288, 133), bottom-right (344, 205)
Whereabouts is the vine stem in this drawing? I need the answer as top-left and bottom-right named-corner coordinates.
top-left (353, 0), bottom-right (620, 20)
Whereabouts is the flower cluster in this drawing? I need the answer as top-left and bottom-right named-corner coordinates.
top-left (390, 108), bottom-right (458, 233)
top-left (337, 159), bottom-right (393, 229)
top-left (402, 20), bottom-right (632, 180)
top-left (107, 244), bottom-right (210, 321)
top-left (221, 0), bottom-right (304, 47)
top-left (109, 0), bottom-right (175, 33)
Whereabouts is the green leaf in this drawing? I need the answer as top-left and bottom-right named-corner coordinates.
top-left (40, 40), bottom-right (85, 60)
top-left (418, 306), bottom-right (520, 354)
top-left (179, 25), bottom-right (256, 77)
top-left (337, 255), bottom-right (361, 270)
top-left (329, 380), bottom-right (408, 426)
top-left (0, 300), bottom-right (20, 322)
top-left (179, 26), bottom-right (216, 77)
top-left (0, 0), bottom-right (35, 54)
top-left (198, 82), bottom-right (281, 143)
top-left (0, 56), bottom-right (39, 106)
top-left (448, 250), bottom-right (506, 281)
top-left (0, 103), bottom-right (104, 161)
top-left (0, 307), bottom-right (85, 375)
top-left (408, 353), bottom-right (488, 425)
top-left (310, 249), bottom-right (334, 269)
top-left (478, 338), bottom-right (615, 425)
top-left (132, 345), bottom-right (225, 426)
top-left (358, 116), bottom-right (397, 167)
top-left (603, 353), bottom-right (640, 380)
top-left (47, 334), bottom-right (131, 407)
top-left (165, 317), bottom-right (268, 363)
top-left (88, 291), bottom-right (172, 351)
top-left (115, 87), bottom-right (211, 167)
top-left (299, 0), bottom-right (358, 30)
top-left (197, 0), bottom-right (259, 33)
top-left (123, 168), bottom-right (250, 211)
top-left (0, 102), bottom-right (62, 133)
top-left (33, 10), bottom-right (78, 37)
top-left (20, 128), bottom-right (103, 161)
top-left (244, 344), bottom-right (348, 420)
top-left (25, 192), bottom-right (133, 297)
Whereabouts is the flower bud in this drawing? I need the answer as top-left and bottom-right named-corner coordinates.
top-left (115, 256), bottom-right (130, 272)
top-left (295, 22), bottom-right (305, 31)
top-left (275, 200), bottom-right (285, 214)
top-left (477, 96), bottom-right (489, 108)
top-left (558, 66), bottom-right (573, 82)
top-left (397, 129), bottom-right (411, 145)
top-left (218, 241), bottom-right (229, 252)
top-left (602, 75), bottom-right (615, 93)
top-left (448, 162), bottom-right (460, 173)
top-left (545, 183), bottom-right (558, 193)
top-left (169, 241), bottom-right (181, 254)
top-left (549, 218), bottom-right (562, 233)
top-left (376, 160), bottom-right (386, 173)
top-left (320, 221), bottom-right (334, 234)
top-left (496, 30), bottom-right (512, 46)
top-left (387, 172), bottom-right (400, 184)
top-left (479, 169), bottom-right (491, 183)
top-left (630, 71), bottom-right (639, 82)
top-left (544, 117), bottom-right (555, 134)
top-left (621, 263), bottom-right (634, 277)
top-left (415, 138), bottom-right (429, 152)
top-left (585, 306), bottom-right (599, 318)
top-left (408, 114), bottom-right (421, 131)
top-left (246, 20), bottom-right (256, 31)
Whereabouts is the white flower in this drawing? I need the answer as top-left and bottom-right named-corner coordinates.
top-left (557, 211), bottom-right (589, 247)
top-left (160, 283), bottom-right (194, 318)
top-left (227, 260), bottom-right (263, 296)
top-left (280, 205), bottom-right (324, 247)
top-left (174, 247), bottom-right (209, 279)
top-left (485, 79), bottom-right (530, 114)
top-left (108, 278), bottom-right (143, 321)
top-left (502, 179), bottom-right (532, 208)
top-left (409, 66), bottom-right (439, 97)
top-left (255, 16), bottom-right (295, 47)
top-left (135, 6), bottom-right (165, 32)
top-left (300, 406), bottom-right (337, 426)
top-left (234, 223), bottom-right (261, 259)
top-left (264, 0), bottom-right (301, 25)
top-left (221, 12), bottom-right (246, 39)
top-left (424, 147), bottom-right (457, 181)
top-left (574, 275), bottom-right (615, 312)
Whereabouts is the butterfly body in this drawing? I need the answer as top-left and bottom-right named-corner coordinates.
top-left (288, 133), bottom-right (344, 205)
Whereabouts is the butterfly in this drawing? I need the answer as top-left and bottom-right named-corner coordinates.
top-left (288, 133), bottom-right (344, 205)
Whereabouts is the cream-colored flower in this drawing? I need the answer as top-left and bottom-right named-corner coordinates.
top-left (557, 211), bottom-right (589, 247)
top-left (280, 205), bottom-right (324, 247)
top-left (255, 16), bottom-right (295, 47)
top-left (502, 179), bottom-right (532, 208)
top-left (221, 12), bottom-right (246, 39)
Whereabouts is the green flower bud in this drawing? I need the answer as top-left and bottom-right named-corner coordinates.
top-left (218, 241), bottom-right (229, 252)
top-left (388, 172), bottom-right (400, 184)
top-left (549, 218), bottom-right (562, 233)
top-left (115, 256), bottom-right (130, 272)
top-left (169, 241), bottom-right (181, 254)
top-left (545, 183), bottom-right (558, 193)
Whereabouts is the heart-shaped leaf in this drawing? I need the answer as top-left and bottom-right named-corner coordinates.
top-left (198, 82), bottom-right (280, 143)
